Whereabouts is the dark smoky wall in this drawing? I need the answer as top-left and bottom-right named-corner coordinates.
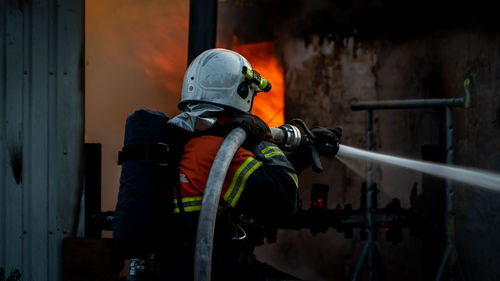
top-left (251, 1), bottom-right (500, 281)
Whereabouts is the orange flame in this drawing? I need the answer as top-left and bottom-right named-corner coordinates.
top-left (230, 42), bottom-right (285, 127)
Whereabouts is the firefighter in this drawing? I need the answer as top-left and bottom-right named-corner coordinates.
top-left (160, 48), bottom-right (341, 281)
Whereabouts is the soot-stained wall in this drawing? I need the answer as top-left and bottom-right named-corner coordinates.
top-left (237, 1), bottom-right (500, 281)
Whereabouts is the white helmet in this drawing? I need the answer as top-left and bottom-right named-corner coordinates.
top-left (179, 48), bottom-right (271, 113)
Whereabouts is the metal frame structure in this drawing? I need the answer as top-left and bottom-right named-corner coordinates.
top-left (349, 78), bottom-right (471, 281)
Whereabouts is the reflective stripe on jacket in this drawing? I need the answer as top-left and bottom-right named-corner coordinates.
top-left (174, 135), bottom-right (262, 213)
top-left (173, 137), bottom-right (299, 214)
top-left (251, 142), bottom-right (298, 188)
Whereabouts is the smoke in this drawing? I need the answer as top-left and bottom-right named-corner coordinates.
top-left (85, 0), bottom-right (189, 213)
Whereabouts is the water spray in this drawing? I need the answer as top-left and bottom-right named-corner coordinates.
top-left (270, 124), bottom-right (500, 192)
top-left (336, 144), bottom-right (500, 192)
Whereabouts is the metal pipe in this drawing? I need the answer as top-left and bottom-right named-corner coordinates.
top-left (351, 110), bottom-right (375, 281)
top-left (366, 110), bottom-right (374, 281)
top-left (352, 242), bottom-right (370, 281)
top-left (194, 127), bottom-right (247, 281)
top-left (446, 106), bottom-right (455, 281)
top-left (445, 106), bottom-right (454, 242)
top-left (350, 98), bottom-right (465, 111)
top-left (436, 106), bottom-right (457, 281)
top-left (435, 246), bottom-right (451, 281)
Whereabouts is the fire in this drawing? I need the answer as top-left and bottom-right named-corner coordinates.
top-left (87, 0), bottom-right (284, 216)
top-left (230, 42), bottom-right (285, 127)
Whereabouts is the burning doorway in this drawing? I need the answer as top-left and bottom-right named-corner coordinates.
top-left (231, 41), bottom-right (285, 127)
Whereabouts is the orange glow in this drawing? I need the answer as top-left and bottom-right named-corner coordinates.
top-left (231, 42), bottom-right (285, 127)
top-left (135, 16), bottom-right (189, 96)
top-left (86, 0), bottom-right (188, 214)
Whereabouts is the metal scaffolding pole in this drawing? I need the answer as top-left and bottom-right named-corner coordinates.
top-left (434, 107), bottom-right (466, 281)
top-left (352, 110), bottom-right (386, 281)
top-left (350, 98), bottom-right (466, 111)
top-left (366, 110), bottom-right (374, 281)
top-left (349, 78), bottom-right (471, 281)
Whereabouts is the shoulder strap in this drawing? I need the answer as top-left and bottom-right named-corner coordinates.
top-left (117, 143), bottom-right (170, 165)
top-left (166, 123), bottom-right (193, 216)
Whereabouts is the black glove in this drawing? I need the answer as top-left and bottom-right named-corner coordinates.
top-left (230, 114), bottom-right (272, 150)
top-left (311, 127), bottom-right (342, 157)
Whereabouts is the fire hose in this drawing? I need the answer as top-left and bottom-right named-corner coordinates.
top-left (194, 122), bottom-right (316, 281)
top-left (194, 127), bottom-right (247, 281)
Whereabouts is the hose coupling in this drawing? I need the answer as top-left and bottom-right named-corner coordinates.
top-left (278, 124), bottom-right (302, 151)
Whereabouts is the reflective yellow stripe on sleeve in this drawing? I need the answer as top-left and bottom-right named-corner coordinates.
top-left (224, 157), bottom-right (262, 207)
top-left (261, 146), bottom-right (286, 158)
top-left (264, 151), bottom-right (286, 158)
top-left (261, 145), bottom-right (280, 154)
top-left (287, 172), bottom-right (299, 188)
top-left (173, 196), bottom-right (225, 214)
top-left (173, 196), bottom-right (203, 213)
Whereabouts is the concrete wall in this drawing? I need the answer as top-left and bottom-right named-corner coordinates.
top-left (0, 0), bottom-right (84, 280)
top-left (247, 2), bottom-right (500, 281)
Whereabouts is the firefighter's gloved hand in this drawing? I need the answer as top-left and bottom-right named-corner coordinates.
top-left (231, 114), bottom-right (272, 150)
top-left (311, 127), bottom-right (342, 157)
